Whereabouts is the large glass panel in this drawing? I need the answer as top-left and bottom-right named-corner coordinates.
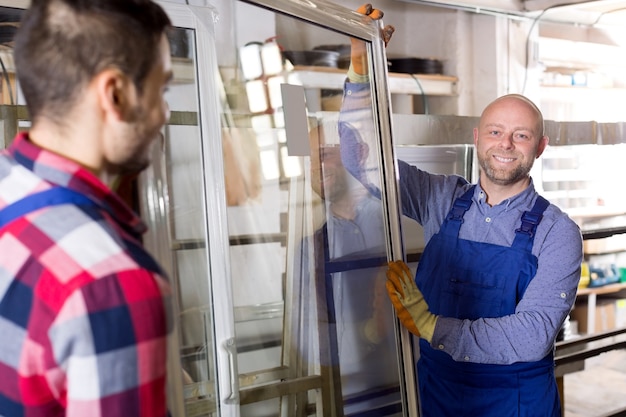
top-left (141, 1), bottom-right (405, 416)
top-left (213, 1), bottom-right (403, 415)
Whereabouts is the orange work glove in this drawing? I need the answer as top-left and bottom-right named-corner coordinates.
top-left (349, 3), bottom-right (395, 80)
top-left (386, 260), bottom-right (438, 342)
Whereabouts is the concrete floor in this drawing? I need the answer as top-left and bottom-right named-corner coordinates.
top-left (563, 349), bottom-right (626, 417)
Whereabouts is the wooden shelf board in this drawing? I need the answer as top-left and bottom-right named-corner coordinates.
top-left (577, 282), bottom-right (626, 296)
top-left (287, 66), bottom-right (458, 96)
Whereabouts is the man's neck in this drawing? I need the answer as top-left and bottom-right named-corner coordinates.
top-left (329, 187), bottom-right (370, 220)
top-left (28, 117), bottom-right (111, 186)
top-left (480, 176), bottom-right (531, 206)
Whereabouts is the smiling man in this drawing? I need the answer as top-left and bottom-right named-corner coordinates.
top-left (0, 1), bottom-right (174, 416)
top-left (474, 94), bottom-right (549, 201)
top-left (339, 4), bottom-right (583, 416)
top-left (380, 94), bottom-right (579, 417)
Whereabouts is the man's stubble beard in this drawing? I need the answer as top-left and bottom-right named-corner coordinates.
top-left (477, 150), bottom-right (534, 186)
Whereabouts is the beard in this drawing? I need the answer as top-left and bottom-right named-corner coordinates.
top-left (477, 149), bottom-right (534, 186)
top-left (115, 106), bottom-right (164, 177)
top-left (117, 158), bottom-right (150, 177)
top-left (320, 168), bottom-right (350, 202)
top-left (114, 140), bottom-right (153, 177)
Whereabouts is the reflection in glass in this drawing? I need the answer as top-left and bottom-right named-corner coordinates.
top-left (214, 0), bottom-right (403, 414)
top-left (305, 121), bottom-right (400, 415)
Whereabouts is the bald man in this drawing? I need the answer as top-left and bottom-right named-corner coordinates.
top-left (339, 5), bottom-right (582, 416)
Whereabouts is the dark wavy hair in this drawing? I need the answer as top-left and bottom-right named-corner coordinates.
top-left (13, 0), bottom-right (171, 124)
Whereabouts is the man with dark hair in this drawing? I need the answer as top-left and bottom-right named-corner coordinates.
top-left (0, 1), bottom-right (174, 416)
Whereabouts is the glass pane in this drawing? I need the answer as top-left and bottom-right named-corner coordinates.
top-left (217, 1), bottom-right (402, 415)
top-left (0, 6), bottom-right (25, 148)
top-left (139, 26), bottom-right (219, 416)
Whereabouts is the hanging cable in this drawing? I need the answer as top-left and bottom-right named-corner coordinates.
top-left (521, 2), bottom-right (589, 95)
top-left (591, 6), bottom-right (626, 25)
top-left (410, 74), bottom-right (429, 114)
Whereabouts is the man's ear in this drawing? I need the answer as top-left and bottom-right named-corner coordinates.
top-left (536, 135), bottom-right (549, 159)
top-left (96, 68), bottom-right (136, 121)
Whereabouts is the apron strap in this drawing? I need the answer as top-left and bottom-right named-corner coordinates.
top-left (0, 187), bottom-right (95, 229)
top-left (512, 195), bottom-right (550, 251)
top-left (441, 185), bottom-right (475, 236)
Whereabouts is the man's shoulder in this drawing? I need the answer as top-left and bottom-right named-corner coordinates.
top-left (535, 198), bottom-right (583, 249)
top-left (2, 201), bottom-right (147, 282)
top-left (0, 156), bottom-right (40, 206)
top-left (542, 198), bottom-right (580, 229)
top-left (6, 209), bottom-right (167, 317)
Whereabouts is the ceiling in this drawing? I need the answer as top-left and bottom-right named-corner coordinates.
top-left (2, 1), bottom-right (626, 29)
top-left (1, 1), bottom-right (625, 43)
top-left (398, 0), bottom-right (626, 28)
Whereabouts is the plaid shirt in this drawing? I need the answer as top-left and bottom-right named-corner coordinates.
top-left (0, 133), bottom-right (172, 417)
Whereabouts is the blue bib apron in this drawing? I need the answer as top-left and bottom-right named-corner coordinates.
top-left (0, 187), bottom-right (95, 229)
top-left (415, 186), bottom-right (559, 417)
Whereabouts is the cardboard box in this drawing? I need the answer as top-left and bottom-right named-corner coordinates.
top-left (601, 297), bottom-right (626, 329)
top-left (570, 299), bottom-right (616, 334)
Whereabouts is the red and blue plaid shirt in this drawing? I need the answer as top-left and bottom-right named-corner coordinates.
top-left (0, 132), bottom-right (172, 417)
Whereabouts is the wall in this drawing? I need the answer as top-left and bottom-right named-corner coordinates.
top-left (207, 0), bottom-right (626, 121)
top-left (270, 0), bottom-right (544, 117)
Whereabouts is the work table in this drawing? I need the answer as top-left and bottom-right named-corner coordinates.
top-left (555, 327), bottom-right (626, 417)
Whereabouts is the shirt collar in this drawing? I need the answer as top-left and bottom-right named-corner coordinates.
top-left (475, 178), bottom-right (537, 211)
top-left (8, 132), bottom-right (147, 236)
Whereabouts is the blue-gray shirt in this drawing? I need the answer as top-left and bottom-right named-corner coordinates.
top-left (340, 81), bottom-right (583, 365)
